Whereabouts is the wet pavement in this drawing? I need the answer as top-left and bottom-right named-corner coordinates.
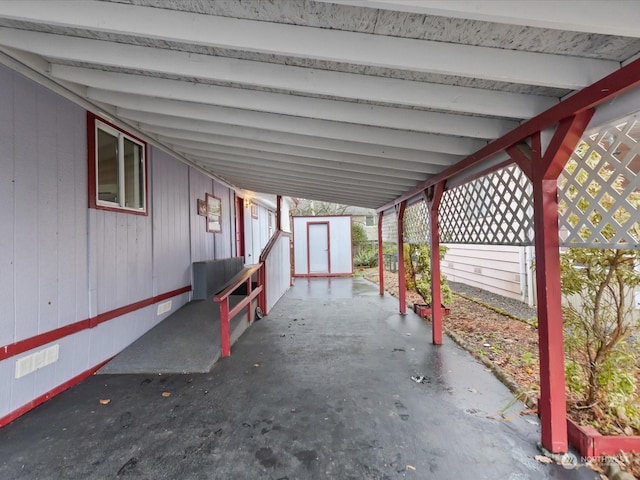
top-left (0, 277), bottom-right (597, 479)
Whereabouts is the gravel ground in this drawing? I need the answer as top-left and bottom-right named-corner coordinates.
top-left (449, 281), bottom-right (538, 321)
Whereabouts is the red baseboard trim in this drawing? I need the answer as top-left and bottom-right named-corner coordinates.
top-left (1, 286), bottom-right (191, 362)
top-left (0, 357), bottom-right (112, 428)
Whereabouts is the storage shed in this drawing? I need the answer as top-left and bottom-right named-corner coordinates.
top-left (293, 216), bottom-right (352, 277)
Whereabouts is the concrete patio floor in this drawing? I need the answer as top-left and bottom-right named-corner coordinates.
top-left (0, 277), bottom-right (597, 479)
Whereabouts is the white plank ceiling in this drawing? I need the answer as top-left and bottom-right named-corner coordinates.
top-left (0, 0), bottom-right (639, 209)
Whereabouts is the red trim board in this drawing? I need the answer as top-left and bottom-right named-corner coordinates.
top-left (0, 286), bottom-right (191, 362)
top-left (0, 357), bottom-right (112, 428)
top-left (567, 419), bottom-right (640, 457)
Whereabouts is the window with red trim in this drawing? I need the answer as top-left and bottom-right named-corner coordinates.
top-left (88, 113), bottom-right (148, 214)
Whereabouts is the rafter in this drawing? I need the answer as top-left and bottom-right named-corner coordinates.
top-left (0, 28), bottom-right (557, 119)
top-left (123, 112), bottom-right (483, 158)
top-left (148, 128), bottom-right (456, 173)
top-left (51, 66), bottom-right (516, 138)
top-left (0, 3), bottom-right (617, 88)
top-left (181, 150), bottom-right (421, 188)
top-left (102, 94), bottom-right (484, 151)
top-left (191, 160), bottom-right (403, 201)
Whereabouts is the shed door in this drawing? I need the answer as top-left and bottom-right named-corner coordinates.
top-left (308, 223), bottom-right (330, 274)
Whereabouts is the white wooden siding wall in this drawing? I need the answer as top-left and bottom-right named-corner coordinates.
top-left (281, 201), bottom-right (291, 233)
top-left (265, 234), bottom-right (291, 312)
top-left (441, 244), bottom-right (524, 301)
top-left (0, 65), bottom-right (236, 422)
top-left (0, 66), bottom-right (91, 417)
top-left (244, 203), bottom-right (272, 265)
top-left (151, 148), bottom-right (191, 295)
top-left (0, 66), bottom-right (89, 346)
top-left (189, 169), bottom-right (215, 262)
top-left (212, 181), bottom-right (234, 259)
top-left (89, 210), bottom-right (152, 315)
top-left (189, 171), bottom-right (235, 262)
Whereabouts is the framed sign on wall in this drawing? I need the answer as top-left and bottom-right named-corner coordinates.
top-left (206, 193), bottom-right (222, 233)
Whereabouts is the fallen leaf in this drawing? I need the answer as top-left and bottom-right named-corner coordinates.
top-left (162, 391), bottom-right (171, 397)
top-left (534, 455), bottom-right (553, 464)
top-left (406, 465), bottom-right (416, 471)
top-left (99, 398), bottom-right (111, 405)
top-left (520, 409), bottom-right (537, 416)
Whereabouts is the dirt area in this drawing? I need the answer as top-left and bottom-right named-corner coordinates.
top-left (359, 267), bottom-right (640, 478)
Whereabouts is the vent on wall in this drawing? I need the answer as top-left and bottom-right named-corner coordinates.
top-left (15, 344), bottom-right (59, 379)
top-left (157, 300), bottom-right (172, 315)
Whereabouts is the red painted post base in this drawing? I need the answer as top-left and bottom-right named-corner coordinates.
top-left (413, 304), bottom-right (451, 318)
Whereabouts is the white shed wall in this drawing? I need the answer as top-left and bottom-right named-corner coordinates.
top-left (293, 216), bottom-right (353, 276)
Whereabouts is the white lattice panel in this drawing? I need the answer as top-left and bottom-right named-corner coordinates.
top-left (558, 114), bottom-right (640, 249)
top-left (381, 210), bottom-right (398, 243)
top-left (403, 200), bottom-right (432, 244)
top-left (439, 164), bottom-right (534, 245)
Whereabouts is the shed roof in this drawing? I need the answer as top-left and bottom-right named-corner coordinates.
top-left (1, 0), bottom-right (639, 209)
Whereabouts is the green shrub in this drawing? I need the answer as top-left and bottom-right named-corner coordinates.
top-left (354, 248), bottom-right (378, 268)
top-left (404, 243), bottom-right (453, 305)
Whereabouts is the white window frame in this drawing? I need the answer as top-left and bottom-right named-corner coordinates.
top-left (94, 119), bottom-right (147, 214)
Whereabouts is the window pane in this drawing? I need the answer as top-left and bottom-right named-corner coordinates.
top-left (123, 138), bottom-right (144, 210)
top-left (97, 129), bottom-right (119, 203)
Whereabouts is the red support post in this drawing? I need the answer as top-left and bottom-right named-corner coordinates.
top-left (247, 277), bottom-right (253, 323)
top-left (276, 195), bottom-right (282, 231)
top-left (397, 201), bottom-right (407, 315)
top-left (220, 297), bottom-right (231, 357)
top-left (378, 211), bottom-right (384, 296)
top-left (427, 183), bottom-right (445, 345)
top-left (529, 111), bottom-right (594, 453)
top-left (258, 263), bottom-right (267, 314)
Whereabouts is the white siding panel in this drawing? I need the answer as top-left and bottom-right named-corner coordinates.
top-left (72, 103), bottom-right (89, 322)
top-left (36, 86), bottom-right (59, 334)
top-left (0, 358), bottom-right (12, 418)
top-left (293, 217), bottom-right (309, 275)
top-left (442, 244), bottom-right (523, 300)
top-left (33, 349), bottom-right (58, 396)
top-left (52, 335), bottom-right (75, 386)
top-left (152, 148), bottom-right (190, 293)
top-left (10, 359), bottom-right (35, 412)
top-left (213, 181), bottom-right (233, 259)
top-left (13, 73), bottom-right (40, 342)
top-left (94, 209), bottom-right (152, 314)
top-left (189, 168), bottom-right (215, 262)
top-left (0, 66), bottom-right (15, 347)
top-left (265, 234), bottom-right (291, 312)
top-left (57, 99), bottom-right (85, 327)
top-left (329, 216), bottom-right (353, 274)
top-left (71, 330), bottom-right (91, 377)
